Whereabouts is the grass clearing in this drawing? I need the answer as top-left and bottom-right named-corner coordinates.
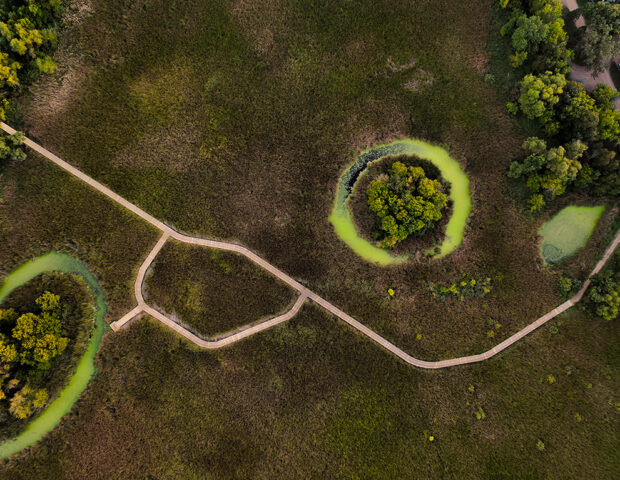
top-left (144, 240), bottom-right (296, 337)
top-left (0, 151), bottom-right (159, 321)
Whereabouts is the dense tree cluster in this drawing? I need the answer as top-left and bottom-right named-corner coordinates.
top-left (366, 160), bottom-right (448, 248)
top-left (575, 2), bottom-right (620, 76)
top-left (0, 1), bottom-right (62, 161)
top-left (0, 291), bottom-right (68, 419)
top-left (587, 254), bottom-right (619, 321)
top-left (501, 0), bottom-right (620, 207)
top-left (508, 137), bottom-right (587, 210)
top-left (0, 1), bottom-right (62, 100)
top-left (500, 0), bottom-right (571, 73)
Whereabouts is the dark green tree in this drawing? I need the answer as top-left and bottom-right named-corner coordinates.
top-left (576, 2), bottom-right (620, 76)
top-left (588, 269), bottom-right (619, 321)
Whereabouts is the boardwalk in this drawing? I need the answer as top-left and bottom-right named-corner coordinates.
top-left (2, 121), bottom-right (618, 369)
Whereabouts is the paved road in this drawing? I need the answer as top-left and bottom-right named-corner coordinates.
top-left (3, 121), bottom-right (619, 369)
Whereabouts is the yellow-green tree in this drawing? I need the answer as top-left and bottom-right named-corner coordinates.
top-left (8, 385), bottom-right (48, 419)
top-left (518, 71), bottom-right (566, 135)
top-left (367, 160), bottom-right (448, 248)
top-left (11, 291), bottom-right (69, 369)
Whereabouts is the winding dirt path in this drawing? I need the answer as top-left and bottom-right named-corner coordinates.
top-left (3, 121), bottom-right (618, 369)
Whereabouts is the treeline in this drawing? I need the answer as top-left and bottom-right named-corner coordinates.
top-left (0, 0), bottom-right (63, 117)
top-left (500, 0), bottom-right (620, 211)
top-left (0, 0), bottom-right (62, 163)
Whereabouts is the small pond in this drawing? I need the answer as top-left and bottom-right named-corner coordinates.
top-left (539, 205), bottom-right (605, 264)
top-left (329, 139), bottom-right (471, 265)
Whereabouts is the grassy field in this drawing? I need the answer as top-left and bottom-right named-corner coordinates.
top-left (144, 241), bottom-right (295, 336)
top-left (0, 305), bottom-right (617, 479)
top-left (18, 0), bottom-right (617, 361)
top-left (0, 0), bottom-right (617, 475)
top-left (0, 151), bottom-right (159, 321)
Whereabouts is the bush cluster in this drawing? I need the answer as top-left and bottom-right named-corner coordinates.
top-left (501, 0), bottom-right (620, 210)
top-left (587, 258), bottom-right (619, 321)
top-left (427, 276), bottom-right (494, 301)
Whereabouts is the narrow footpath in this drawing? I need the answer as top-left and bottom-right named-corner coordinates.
top-left (2, 121), bottom-right (618, 370)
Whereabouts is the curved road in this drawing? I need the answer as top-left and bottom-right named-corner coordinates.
top-left (2, 121), bottom-right (618, 369)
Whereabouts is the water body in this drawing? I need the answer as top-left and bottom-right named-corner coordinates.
top-left (329, 139), bottom-right (471, 265)
top-left (539, 205), bottom-right (605, 264)
top-left (0, 252), bottom-right (107, 459)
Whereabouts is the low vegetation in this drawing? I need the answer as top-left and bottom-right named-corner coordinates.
top-left (0, 273), bottom-right (93, 439)
top-left (366, 158), bottom-right (448, 248)
top-left (145, 241), bottom-right (294, 336)
top-left (427, 275), bottom-right (496, 301)
top-left (0, 305), bottom-right (618, 478)
top-left (0, 0), bottom-right (615, 473)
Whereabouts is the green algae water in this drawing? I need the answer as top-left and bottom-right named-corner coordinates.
top-left (0, 252), bottom-right (107, 459)
top-left (329, 139), bottom-right (471, 265)
top-left (539, 205), bottom-right (605, 264)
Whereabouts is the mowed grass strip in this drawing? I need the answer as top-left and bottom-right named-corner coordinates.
top-left (144, 240), bottom-right (296, 337)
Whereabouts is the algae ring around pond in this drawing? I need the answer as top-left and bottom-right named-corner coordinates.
top-left (329, 139), bottom-right (471, 265)
top-left (0, 252), bottom-right (107, 459)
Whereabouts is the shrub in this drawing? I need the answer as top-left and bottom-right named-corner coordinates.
top-left (558, 276), bottom-right (582, 298)
top-left (588, 271), bottom-right (619, 321)
top-left (428, 275), bottom-right (494, 301)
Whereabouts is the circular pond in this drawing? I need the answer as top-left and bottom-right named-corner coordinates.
top-left (329, 139), bottom-right (471, 265)
top-left (0, 253), bottom-right (107, 459)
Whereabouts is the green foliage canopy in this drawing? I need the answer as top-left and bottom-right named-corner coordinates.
top-left (517, 71), bottom-right (566, 135)
top-left (0, 0), bottom-right (63, 119)
top-left (588, 269), bottom-right (620, 321)
top-left (366, 161), bottom-right (448, 248)
top-left (508, 136), bottom-right (587, 210)
top-left (576, 2), bottom-right (620, 76)
top-left (500, 0), bottom-right (571, 73)
top-left (0, 291), bottom-right (68, 370)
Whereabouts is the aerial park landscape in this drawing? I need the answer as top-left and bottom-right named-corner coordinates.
top-left (0, 0), bottom-right (618, 478)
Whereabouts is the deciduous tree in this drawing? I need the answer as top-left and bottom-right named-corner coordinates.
top-left (367, 160), bottom-right (448, 248)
